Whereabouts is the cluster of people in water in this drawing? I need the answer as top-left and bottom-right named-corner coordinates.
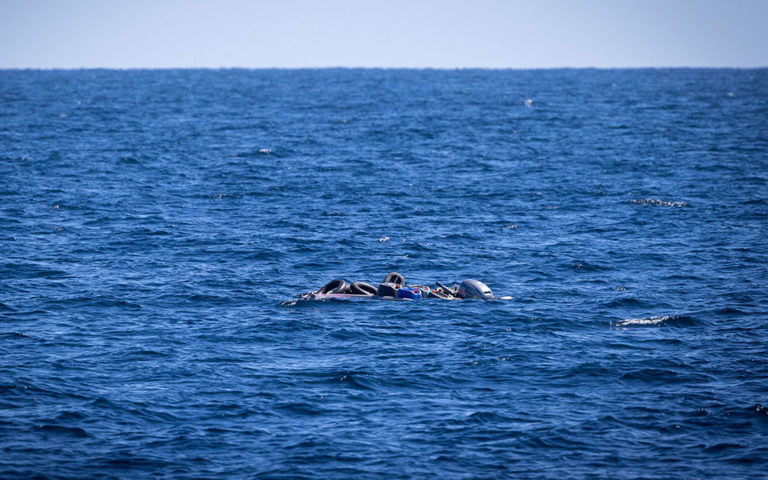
top-left (302, 272), bottom-right (495, 300)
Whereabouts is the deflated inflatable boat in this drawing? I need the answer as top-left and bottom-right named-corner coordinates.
top-left (299, 272), bottom-right (500, 301)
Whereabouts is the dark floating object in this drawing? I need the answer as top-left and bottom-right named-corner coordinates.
top-left (350, 282), bottom-right (377, 295)
top-left (317, 279), bottom-right (347, 294)
top-left (300, 272), bottom-right (501, 301)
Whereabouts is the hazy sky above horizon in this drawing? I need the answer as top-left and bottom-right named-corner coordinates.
top-left (1, 0), bottom-right (767, 69)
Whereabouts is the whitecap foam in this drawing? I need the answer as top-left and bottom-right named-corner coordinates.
top-left (615, 315), bottom-right (673, 326)
top-left (613, 315), bottom-right (696, 327)
top-left (630, 198), bottom-right (688, 207)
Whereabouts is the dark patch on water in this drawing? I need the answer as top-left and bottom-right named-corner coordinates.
top-left (34, 424), bottom-right (91, 438)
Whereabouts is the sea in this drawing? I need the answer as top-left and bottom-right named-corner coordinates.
top-left (1, 68), bottom-right (767, 479)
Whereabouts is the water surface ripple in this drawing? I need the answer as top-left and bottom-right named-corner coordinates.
top-left (1, 69), bottom-right (767, 479)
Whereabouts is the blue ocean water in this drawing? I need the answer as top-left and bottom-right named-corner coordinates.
top-left (1, 68), bottom-right (767, 479)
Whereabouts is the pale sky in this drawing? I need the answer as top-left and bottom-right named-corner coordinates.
top-left (1, 0), bottom-right (766, 69)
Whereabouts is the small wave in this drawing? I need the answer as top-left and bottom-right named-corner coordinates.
top-left (613, 315), bottom-right (698, 327)
top-left (630, 198), bottom-right (688, 207)
top-left (338, 371), bottom-right (377, 390)
top-left (0, 262), bottom-right (70, 280)
top-left (561, 362), bottom-right (613, 378)
top-left (619, 368), bottom-right (681, 382)
top-left (231, 148), bottom-right (282, 158)
top-left (464, 410), bottom-right (511, 424)
top-left (716, 307), bottom-right (747, 315)
top-left (34, 424), bottom-right (91, 438)
top-left (603, 297), bottom-right (654, 308)
top-left (117, 156), bottom-right (141, 165)
top-left (275, 401), bottom-right (328, 416)
top-left (55, 410), bottom-right (86, 421)
top-left (124, 348), bottom-right (171, 359)
top-left (704, 443), bottom-right (745, 453)
top-left (106, 454), bottom-right (165, 467)
top-left (48, 296), bottom-right (143, 309)
top-left (186, 294), bottom-right (228, 304)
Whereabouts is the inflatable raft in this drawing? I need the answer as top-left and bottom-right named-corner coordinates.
top-left (299, 272), bottom-right (497, 301)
